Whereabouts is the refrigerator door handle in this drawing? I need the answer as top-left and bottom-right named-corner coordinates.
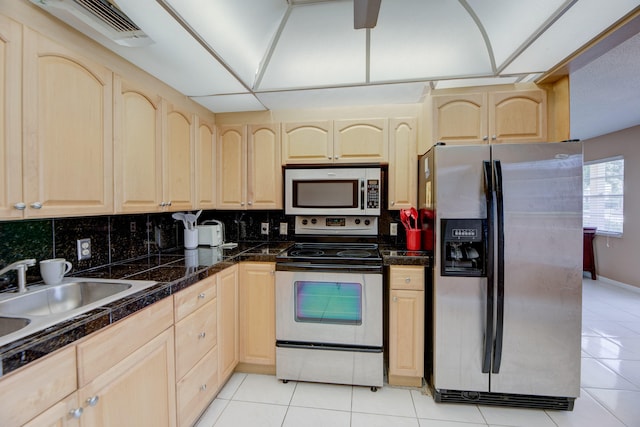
top-left (482, 161), bottom-right (494, 374)
top-left (492, 160), bottom-right (505, 374)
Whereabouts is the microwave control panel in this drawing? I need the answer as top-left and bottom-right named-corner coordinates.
top-left (367, 179), bottom-right (380, 209)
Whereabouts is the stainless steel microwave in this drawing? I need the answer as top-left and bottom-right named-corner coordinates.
top-left (284, 167), bottom-right (381, 216)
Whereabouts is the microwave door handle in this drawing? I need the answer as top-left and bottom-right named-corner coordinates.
top-left (360, 179), bottom-right (365, 210)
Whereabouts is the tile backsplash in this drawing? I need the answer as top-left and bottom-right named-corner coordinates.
top-left (0, 210), bottom-right (296, 292)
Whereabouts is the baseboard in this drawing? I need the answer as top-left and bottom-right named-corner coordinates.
top-left (235, 362), bottom-right (276, 375)
top-left (596, 276), bottom-right (640, 294)
top-left (388, 374), bottom-right (423, 388)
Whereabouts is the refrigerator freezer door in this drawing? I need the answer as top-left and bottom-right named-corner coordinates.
top-left (432, 145), bottom-right (492, 392)
top-left (489, 142), bottom-right (582, 398)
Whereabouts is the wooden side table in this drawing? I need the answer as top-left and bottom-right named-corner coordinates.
top-left (583, 227), bottom-right (597, 280)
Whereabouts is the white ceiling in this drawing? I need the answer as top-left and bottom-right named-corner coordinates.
top-left (31, 0), bottom-right (640, 138)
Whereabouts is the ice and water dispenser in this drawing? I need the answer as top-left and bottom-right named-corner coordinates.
top-left (441, 219), bottom-right (486, 277)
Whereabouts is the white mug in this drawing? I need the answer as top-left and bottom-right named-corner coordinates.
top-left (40, 258), bottom-right (72, 286)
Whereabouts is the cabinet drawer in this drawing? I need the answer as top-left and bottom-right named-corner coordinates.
top-left (175, 299), bottom-right (217, 379)
top-left (0, 346), bottom-right (77, 427)
top-left (77, 297), bottom-right (174, 386)
top-left (176, 347), bottom-right (218, 427)
top-left (390, 266), bottom-right (424, 290)
top-left (174, 275), bottom-right (217, 322)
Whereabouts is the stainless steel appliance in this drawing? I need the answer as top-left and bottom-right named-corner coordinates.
top-left (420, 142), bottom-right (583, 410)
top-left (284, 166), bottom-right (381, 216)
top-left (275, 215), bottom-right (383, 390)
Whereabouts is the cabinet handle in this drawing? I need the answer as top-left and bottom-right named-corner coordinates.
top-left (167, 201), bottom-right (172, 206)
top-left (334, 156), bottom-right (339, 159)
top-left (248, 201), bottom-right (253, 206)
top-left (405, 277), bottom-right (411, 283)
top-left (14, 202), bottom-right (26, 210)
top-left (198, 292), bottom-right (206, 299)
top-left (240, 202), bottom-right (245, 206)
top-left (393, 296), bottom-right (398, 302)
top-left (327, 156), bottom-right (331, 159)
top-left (483, 136), bottom-right (489, 141)
top-left (159, 201), bottom-right (166, 207)
top-left (86, 396), bottom-right (99, 407)
top-left (492, 135), bottom-right (497, 140)
top-left (69, 407), bottom-right (83, 418)
top-left (391, 201), bottom-right (395, 206)
top-left (200, 384), bottom-right (207, 391)
top-left (198, 331), bottom-right (206, 339)
top-left (30, 202), bottom-right (42, 209)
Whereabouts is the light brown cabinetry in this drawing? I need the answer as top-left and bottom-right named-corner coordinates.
top-left (195, 117), bottom-right (216, 209)
top-left (238, 262), bottom-right (276, 371)
top-left (0, 346), bottom-right (78, 427)
top-left (76, 298), bottom-right (176, 427)
top-left (388, 118), bottom-right (417, 210)
top-left (22, 392), bottom-right (81, 427)
top-left (113, 77), bottom-right (163, 213)
top-left (388, 265), bottom-right (425, 387)
top-left (21, 27), bottom-right (113, 218)
top-left (217, 264), bottom-right (239, 383)
top-left (174, 274), bottom-right (218, 427)
top-left (0, 15), bottom-right (22, 220)
top-left (282, 119), bottom-right (388, 164)
top-left (217, 124), bottom-right (281, 209)
top-left (432, 89), bottom-right (547, 145)
top-left (163, 103), bottom-right (194, 211)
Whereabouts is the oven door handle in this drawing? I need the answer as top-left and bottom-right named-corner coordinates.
top-left (360, 179), bottom-right (365, 210)
top-left (276, 262), bottom-right (382, 273)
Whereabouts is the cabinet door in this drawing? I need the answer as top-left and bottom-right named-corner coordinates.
top-left (282, 121), bottom-right (332, 164)
top-left (247, 124), bottom-right (282, 209)
top-left (0, 15), bottom-right (22, 219)
top-left (175, 299), bottom-right (217, 380)
top-left (239, 262), bottom-right (276, 366)
top-left (217, 264), bottom-right (239, 382)
top-left (22, 392), bottom-right (81, 427)
top-left (432, 93), bottom-right (488, 145)
top-left (113, 77), bottom-right (163, 213)
top-left (22, 28), bottom-right (113, 218)
top-left (388, 118), bottom-right (417, 210)
top-left (489, 90), bottom-right (547, 143)
top-left (163, 103), bottom-right (194, 211)
top-left (334, 119), bottom-right (388, 163)
top-left (196, 117), bottom-right (216, 209)
top-left (389, 289), bottom-right (424, 383)
top-left (78, 328), bottom-right (176, 427)
top-left (217, 125), bottom-right (246, 209)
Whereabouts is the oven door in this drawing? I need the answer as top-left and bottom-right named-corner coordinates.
top-left (275, 270), bottom-right (382, 347)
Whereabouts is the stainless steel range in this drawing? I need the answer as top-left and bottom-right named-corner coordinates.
top-left (275, 216), bottom-right (383, 390)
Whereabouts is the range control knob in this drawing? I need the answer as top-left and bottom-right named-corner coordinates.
top-left (311, 218), bottom-right (317, 224)
top-left (364, 219), bottom-right (371, 226)
top-left (355, 218), bottom-right (361, 225)
top-left (301, 219), bottom-right (308, 225)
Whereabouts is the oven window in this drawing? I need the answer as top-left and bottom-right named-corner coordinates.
top-left (294, 281), bottom-right (362, 325)
top-left (293, 180), bottom-right (358, 208)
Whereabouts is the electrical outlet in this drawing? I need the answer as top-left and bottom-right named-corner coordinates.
top-left (261, 222), bottom-right (269, 235)
top-left (390, 222), bottom-right (398, 236)
top-left (280, 222), bottom-right (288, 235)
top-left (77, 238), bottom-right (91, 260)
top-left (130, 221), bottom-right (136, 232)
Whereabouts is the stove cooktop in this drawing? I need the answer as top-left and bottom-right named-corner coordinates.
top-left (277, 242), bottom-right (381, 263)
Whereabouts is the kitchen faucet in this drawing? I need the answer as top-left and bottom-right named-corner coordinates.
top-left (0, 259), bottom-right (36, 293)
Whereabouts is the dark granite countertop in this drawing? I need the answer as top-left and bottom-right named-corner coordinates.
top-left (0, 241), bottom-right (431, 377)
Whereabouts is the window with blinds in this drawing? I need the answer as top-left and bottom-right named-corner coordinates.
top-left (583, 156), bottom-right (624, 236)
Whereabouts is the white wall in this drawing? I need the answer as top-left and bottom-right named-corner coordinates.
top-left (583, 124), bottom-right (640, 288)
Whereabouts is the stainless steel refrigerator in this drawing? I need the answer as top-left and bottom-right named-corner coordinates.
top-left (419, 142), bottom-right (583, 410)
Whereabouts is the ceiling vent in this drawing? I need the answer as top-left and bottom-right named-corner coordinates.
top-left (29, 0), bottom-right (153, 47)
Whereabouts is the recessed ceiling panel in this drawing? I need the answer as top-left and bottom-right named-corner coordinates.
top-left (503, 0), bottom-right (640, 74)
top-left (467, 0), bottom-right (567, 69)
top-left (115, 0), bottom-right (247, 95)
top-left (370, 0), bottom-right (492, 81)
top-left (164, 0), bottom-right (287, 88)
top-left (435, 77), bottom-right (519, 90)
top-left (258, 1), bottom-right (366, 90)
top-left (191, 93), bottom-right (267, 113)
top-left (256, 82), bottom-right (428, 110)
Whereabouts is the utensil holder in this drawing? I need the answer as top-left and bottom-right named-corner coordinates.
top-left (184, 228), bottom-right (198, 249)
top-left (406, 229), bottom-right (421, 251)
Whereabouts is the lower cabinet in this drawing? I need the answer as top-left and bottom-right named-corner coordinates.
top-left (238, 262), bottom-right (276, 371)
top-left (388, 265), bottom-right (425, 387)
top-left (217, 264), bottom-right (239, 384)
top-left (22, 392), bottom-right (81, 427)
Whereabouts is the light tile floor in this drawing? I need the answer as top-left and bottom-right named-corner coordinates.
top-left (195, 277), bottom-right (640, 427)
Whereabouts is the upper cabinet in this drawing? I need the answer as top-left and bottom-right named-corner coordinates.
top-left (217, 124), bottom-right (281, 210)
top-left (282, 119), bottom-right (388, 164)
top-left (432, 89), bottom-right (547, 145)
top-left (388, 118), bottom-right (417, 210)
top-left (0, 15), bottom-right (22, 220)
top-left (21, 28), bottom-right (114, 218)
top-left (163, 103), bottom-right (194, 211)
top-left (195, 116), bottom-right (216, 210)
top-left (114, 77), bottom-right (163, 214)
